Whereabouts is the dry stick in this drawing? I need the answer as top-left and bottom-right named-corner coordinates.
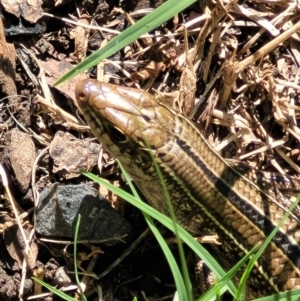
top-left (236, 19), bottom-right (300, 74)
top-left (202, 24), bottom-right (222, 83)
top-left (189, 65), bottom-right (224, 119)
top-left (27, 285), bottom-right (78, 300)
top-left (237, 3), bottom-right (297, 57)
top-left (18, 44), bottom-right (89, 132)
top-left (97, 228), bottom-right (150, 279)
top-left (42, 11), bottom-right (204, 41)
top-left (42, 12), bottom-right (121, 34)
top-left (75, 253), bottom-right (100, 298)
top-left (0, 165), bottom-right (33, 257)
top-left (221, 19), bottom-right (300, 105)
top-left (0, 164), bottom-right (34, 300)
top-left (191, 0), bottom-right (237, 65)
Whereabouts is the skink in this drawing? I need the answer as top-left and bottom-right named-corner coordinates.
top-left (75, 79), bottom-right (300, 297)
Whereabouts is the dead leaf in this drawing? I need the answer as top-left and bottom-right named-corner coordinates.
top-left (70, 15), bottom-right (90, 62)
top-left (0, 18), bottom-right (16, 99)
top-left (1, 0), bottom-right (43, 23)
top-left (39, 58), bottom-right (88, 101)
top-left (50, 131), bottom-right (100, 178)
top-left (4, 225), bottom-right (38, 270)
top-left (9, 128), bottom-right (36, 193)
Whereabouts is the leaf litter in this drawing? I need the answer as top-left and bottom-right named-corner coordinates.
top-left (0, 0), bottom-right (300, 300)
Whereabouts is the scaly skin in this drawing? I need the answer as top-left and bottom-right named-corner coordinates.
top-left (75, 79), bottom-right (300, 297)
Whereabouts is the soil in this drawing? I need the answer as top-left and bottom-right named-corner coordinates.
top-left (0, 0), bottom-right (299, 300)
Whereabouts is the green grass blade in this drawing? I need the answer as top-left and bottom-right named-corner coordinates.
top-left (32, 277), bottom-right (76, 301)
top-left (197, 244), bottom-right (260, 301)
top-left (117, 161), bottom-right (189, 300)
top-left (80, 171), bottom-right (300, 301)
top-left (235, 195), bottom-right (300, 301)
top-left (54, 0), bottom-right (197, 85)
top-left (144, 213), bottom-right (190, 301)
top-left (32, 214), bottom-right (87, 301)
top-left (73, 214), bottom-right (87, 301)
top-left (117, 159), bottom-right (193, 300)
top-left (82, 171), bottom-right (237, 297)
top-left (253, 289), bottom-right (300, 301)
top-left (141, 155), bottom-right (193, 299)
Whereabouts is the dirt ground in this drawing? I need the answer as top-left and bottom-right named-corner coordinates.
top-left (0, 0), bottom-right (300, 300)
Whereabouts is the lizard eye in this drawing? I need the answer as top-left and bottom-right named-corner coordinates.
top-left (109, 126), bottom-right (127, 143)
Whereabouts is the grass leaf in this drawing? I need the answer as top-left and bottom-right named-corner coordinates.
top-left (54, 0), bottom-right (197, 85)
top-left (82, 170), bottom-right (237, 297)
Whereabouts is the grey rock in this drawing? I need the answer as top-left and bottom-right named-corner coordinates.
top-left (36, 184), bottom-right (133, 246)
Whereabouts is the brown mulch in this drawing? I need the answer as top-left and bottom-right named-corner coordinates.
top-left (0, 0), bottom-right (299, 300)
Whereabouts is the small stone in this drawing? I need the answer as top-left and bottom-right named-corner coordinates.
top-left (36, 184), bottom-right (133, 246)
